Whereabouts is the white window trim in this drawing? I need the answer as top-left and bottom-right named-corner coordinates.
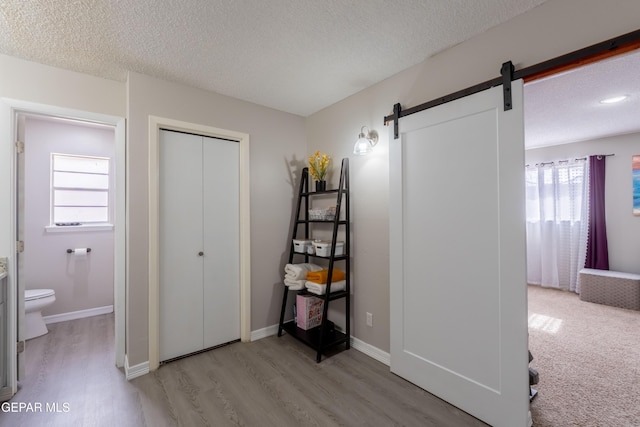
top-left (50, 152), bottom-right (112, 227)
top-left (44, 223), bottom-right (114, 233)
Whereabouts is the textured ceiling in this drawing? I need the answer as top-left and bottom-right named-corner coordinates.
top-left (525, 50), bottom-right (640, 149)
top-left (3, 0), bottom-right (634, 148)
top-left (0, 0), bottom-right (548, 116)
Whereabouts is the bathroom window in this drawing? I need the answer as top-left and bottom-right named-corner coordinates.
top-left (51, 153), bottom-right (110, 225)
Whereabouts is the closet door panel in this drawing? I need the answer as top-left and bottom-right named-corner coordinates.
top-left (159, 130), bottom-right (205, 361)
top-left (202, 136), bottom-right (240, 347)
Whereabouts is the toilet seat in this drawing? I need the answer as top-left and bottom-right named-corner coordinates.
top-left (25, 289), bottom-right (55, 301)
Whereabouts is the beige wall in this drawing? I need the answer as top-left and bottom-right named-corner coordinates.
top-left (126, 72), bottom-right (306, 365)
top-left (526, 132), bottom-right (640, 275)
top-left (306, 0), bottom-right (640, 353)
top-left (0, 54), bottom-right (124, 117)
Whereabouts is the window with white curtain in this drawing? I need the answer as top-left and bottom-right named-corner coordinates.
top-left (51, 153), bottom-right (110, 225)
top-left (525, 160), bottom-right (589, 292)
top-left (526, 162), bottom-right (586, 223)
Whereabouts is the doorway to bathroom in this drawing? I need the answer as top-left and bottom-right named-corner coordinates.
top-left (6, 102), bottom-right (125, 397)
top-left (19, 112), bottom-right (115, 323)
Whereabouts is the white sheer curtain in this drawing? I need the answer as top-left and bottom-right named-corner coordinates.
top-left (525, 160), bottom-right (590, 293)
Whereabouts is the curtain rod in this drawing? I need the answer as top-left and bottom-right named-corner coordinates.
top-left (525, 154), bottom-right (614, 168)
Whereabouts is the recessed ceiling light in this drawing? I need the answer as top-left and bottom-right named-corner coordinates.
top-left (600, 95), bottom-right (628, 104)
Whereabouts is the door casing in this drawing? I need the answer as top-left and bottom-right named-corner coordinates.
top-left (2, 98), bottom-right (126, 398)
top-left (148, 116), bottom-right (251, 371)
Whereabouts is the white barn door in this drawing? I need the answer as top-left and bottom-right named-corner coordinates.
top-left (389, 82), bottom-right (529, 426)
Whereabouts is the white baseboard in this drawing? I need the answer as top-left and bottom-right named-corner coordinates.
top-left (44, 305), bottom-right (114, 324)
top-left (251, 323), bottom-right (280, 341)
top-left (252, 323), bottom-right (391, 366)
top-left (125, 355), bottom-right (149, 380)
top-left (120, 327), bottom-right (387, 380)
top-left (0, 387), bottom-right (13, 403)
top-left (350, 336), bottom-right (390, 366)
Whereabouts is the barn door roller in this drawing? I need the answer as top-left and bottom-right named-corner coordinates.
top-left (501, 61), bottom-right (514, 111)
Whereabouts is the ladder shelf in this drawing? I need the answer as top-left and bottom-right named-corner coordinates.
top-left (277, 158), bottom-right (350, 363)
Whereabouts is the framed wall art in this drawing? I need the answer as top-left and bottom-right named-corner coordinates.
top-left (633, 155), bottom-right (640, 216)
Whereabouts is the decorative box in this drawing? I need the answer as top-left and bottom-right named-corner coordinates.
top-left (296, 293), bottom-right (324, 330)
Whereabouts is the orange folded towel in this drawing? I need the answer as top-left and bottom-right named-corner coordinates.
top-left (306, 269), bottom-right (346, 284)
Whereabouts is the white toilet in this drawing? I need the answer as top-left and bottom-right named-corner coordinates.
top-left (25, 289), bottom-right (56, 340)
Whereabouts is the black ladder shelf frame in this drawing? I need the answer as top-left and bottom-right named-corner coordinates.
top-left (277, 157), bottom-right (351, 362)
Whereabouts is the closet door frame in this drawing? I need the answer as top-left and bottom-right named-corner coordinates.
top-left (148, 116), bottom-right (251, 371)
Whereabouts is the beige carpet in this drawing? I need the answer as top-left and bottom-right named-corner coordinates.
top-left (528, 285), bottom-right (640, 427)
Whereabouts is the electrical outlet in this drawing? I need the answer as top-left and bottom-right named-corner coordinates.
top-left (366, 312), bottom-right (373, 327)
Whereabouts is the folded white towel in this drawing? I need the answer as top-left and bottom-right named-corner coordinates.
top-left (284, 263), bottom-right (323, 280)
top-left (284, 278), bottom-right (306, 290)
top-left (305, 280), bottom-right (346, 295)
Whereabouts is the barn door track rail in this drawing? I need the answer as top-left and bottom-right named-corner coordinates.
top-left (385, 28), bottom-right (640, 139)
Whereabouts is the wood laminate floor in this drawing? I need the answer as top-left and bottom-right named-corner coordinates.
top-left (1, 314), bottom-right (487, 426)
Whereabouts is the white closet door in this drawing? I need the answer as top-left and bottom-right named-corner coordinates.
top-left (159, 130), bottom-right (205, 361)
top-left (389, 82), bottom-right (529, 426)
top-left (159, 130), bottom-right (240, 362)
top-left (202, 136), bottom-right (240, 347)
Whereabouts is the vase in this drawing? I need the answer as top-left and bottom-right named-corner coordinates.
top-left (315, 180), bottom-right (326, 192)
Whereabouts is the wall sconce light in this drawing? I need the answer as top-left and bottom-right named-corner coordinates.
top-left (353, 126), bottom-right (379, 155)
